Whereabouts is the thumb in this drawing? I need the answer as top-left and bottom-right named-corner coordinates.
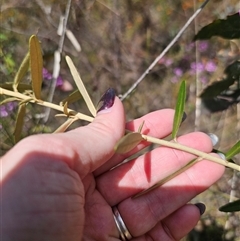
top-left (64, 88), bottom-right (125, 177)
top-left (3, 88), bottom-right (125, 180)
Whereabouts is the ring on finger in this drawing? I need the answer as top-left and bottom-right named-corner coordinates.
top-left (112, 206), bottom-right (133, 240)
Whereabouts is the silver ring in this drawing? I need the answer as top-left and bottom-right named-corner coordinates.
top-left (112, 206), bottom-right (133, 240)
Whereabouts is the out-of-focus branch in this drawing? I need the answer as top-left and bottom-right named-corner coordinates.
top-left (120, 0), bottom-right (210, 101)
top-left (43, 0), bottom-right (72, 123)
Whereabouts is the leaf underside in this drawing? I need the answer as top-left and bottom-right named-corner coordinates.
top-left (14, 103), bottom-right (26, 143)
top-left (115, 132), bottom-right (143, 154)
top-left (29, 35), bottom-right (43, 99)
top-left (65, 56), bottom-right (96, 117)
top-left (13, 52), bottom-right (30, 91)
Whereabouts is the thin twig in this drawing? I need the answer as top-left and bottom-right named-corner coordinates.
top-left (120, 0), bottom-right (210, 101)
top-left (1, 85), bottom-right (239, 172)
top-left (1, 86), bottom-right (239, 171)
top-left (193, 0), bottom-right (202, 131)
top-left (43, 0), bottom-right (72, 122)
top-left (142, 134), bottom-right (240, 171)
top-left (0, 87), bottom-right (94, 122)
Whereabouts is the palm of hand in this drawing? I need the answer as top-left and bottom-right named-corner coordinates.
top-left (2, 107), bottom-right (224, 241)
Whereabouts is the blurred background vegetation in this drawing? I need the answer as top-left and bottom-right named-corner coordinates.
top-left (0, 0), bottom-right (239, 240)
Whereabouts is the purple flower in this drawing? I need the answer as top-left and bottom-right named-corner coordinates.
top-left (6, 102), bottom-right (17, 111)
top-left (198, 41), bottom-right (208, 52)
top-left (159, 57), bottom-right (173, 67)
top-left (190, 62), bottom-right (204, 72)
top-left (165, 58), bottom-right (173, 67)
top-left (0, 105), bottom-right (8, 117)
top-left (43, 68), bottom-right (53, 80)
top-left (56, 76), bottom-right (63, 87)
top-left (42, 68), bottom-right (63, 88)
top-left (205, 61), bottom-right (217, 72)
top-left (0, 102), bottom-right (18, 117)
top-left (173, 67), bottom-right (183, 77)
top-left (186, 42), bottom-right (195, 52)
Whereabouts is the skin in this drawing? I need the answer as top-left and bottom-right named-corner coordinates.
top-left (1, 96), bottom-right (225, 241)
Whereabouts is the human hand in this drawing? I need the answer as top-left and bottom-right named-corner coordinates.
top-left (1, 88), bottom-right (224, 241)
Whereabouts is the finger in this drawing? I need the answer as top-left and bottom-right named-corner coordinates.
top-left (94, 109), bottom-right (175, 176)
top-left (133, 204), bottom-right (203, 241)
top-left (97, 132), bottom-right (215, 204)
top-left (64, 90), bottom-right (125, 177)
top-left (98, 132), bottom-right (224, 237)
top-left (113, 154), bottom-right (224, 237)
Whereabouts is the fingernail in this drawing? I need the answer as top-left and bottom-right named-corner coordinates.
top-left (181, 112), bottom-right (187, 123)
top-left (213, 149), bottom-right (226, 160)
top-left (97, 88), bottom-right (116, 113)
top-left (218, 152), bottom-right (226, 160)
top-left (207, 133), bottom-right (219, 146)
top-left (194, 203), bottom-right (206, 215)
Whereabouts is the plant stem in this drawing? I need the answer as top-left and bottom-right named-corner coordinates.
top-left (0, 87), bottom-right (94, 122)
top-left (1, 86), bottom-right (239, 172)
top-left (142, 134), bottom-right (240, 171)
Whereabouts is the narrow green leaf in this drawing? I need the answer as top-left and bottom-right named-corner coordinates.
top-left (172, 80), bottom-right (186, 140)
top-left (14, 103), bottom-right (26, 143)
top-left (13, 52), bottom-right (30, 92)
top-left (65, 56), bottom-right (96, 117)
top-left (219, 199), bottom-right (240, 212)
top-left (225, 141), bottom-right (240, 160)
top-left (138, 121), bottom-right (145, 133)
top-left (114, 132), bottom-right (143, 154)
top-left (133, 158), bottom-right (198, 198)
top-left (60, 89), bottom-right (82, 106)
top-left (54, 118), bottom-right (78, 133)
top-left (29, 35), bottom-right (43, 99)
